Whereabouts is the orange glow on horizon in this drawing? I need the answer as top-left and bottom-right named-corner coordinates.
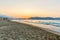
top-left (0, 0), bottom-right (60, 18)
top-left (1, 11), bottom-right (60, 18)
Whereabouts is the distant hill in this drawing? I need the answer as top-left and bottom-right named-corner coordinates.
top-left (0, 15), bottom-right (10, 18)
top-left (0, 14), bottom-right (26, 20)
top-left (29, 17), bottom-right (60, 20)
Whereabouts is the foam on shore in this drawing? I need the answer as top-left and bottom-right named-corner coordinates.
top-left (11, 20), bottom-right (60, 35)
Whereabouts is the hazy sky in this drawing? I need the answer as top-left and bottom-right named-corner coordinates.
top-left (0, 0), bottom-right (60, 18)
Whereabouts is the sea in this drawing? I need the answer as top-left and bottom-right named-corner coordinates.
top-left (11, 20), bottom-right (60, 33)
top-left (20, 20), bottom-right (60, 27)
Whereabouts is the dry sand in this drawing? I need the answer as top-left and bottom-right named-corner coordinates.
top-left (0, 20), bottom-right (44, 40)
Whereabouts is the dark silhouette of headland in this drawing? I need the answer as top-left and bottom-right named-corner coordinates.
top-left (29, 16), bottom-right (60, 20)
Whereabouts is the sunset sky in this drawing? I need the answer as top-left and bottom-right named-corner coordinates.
top-left (0, 0), bottom-right (60, 18)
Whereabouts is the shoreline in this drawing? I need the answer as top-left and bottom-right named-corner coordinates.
top-left (11, 20), bottom-right (60, 36)
top-left (0, 20), bottom-right (60, 40)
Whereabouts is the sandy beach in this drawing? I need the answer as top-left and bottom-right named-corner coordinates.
top-left (0, 20), bottom-right (60, 40)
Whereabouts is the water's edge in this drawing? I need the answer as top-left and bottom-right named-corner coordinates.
top-left (11, 20), bottom-right (60, 40)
